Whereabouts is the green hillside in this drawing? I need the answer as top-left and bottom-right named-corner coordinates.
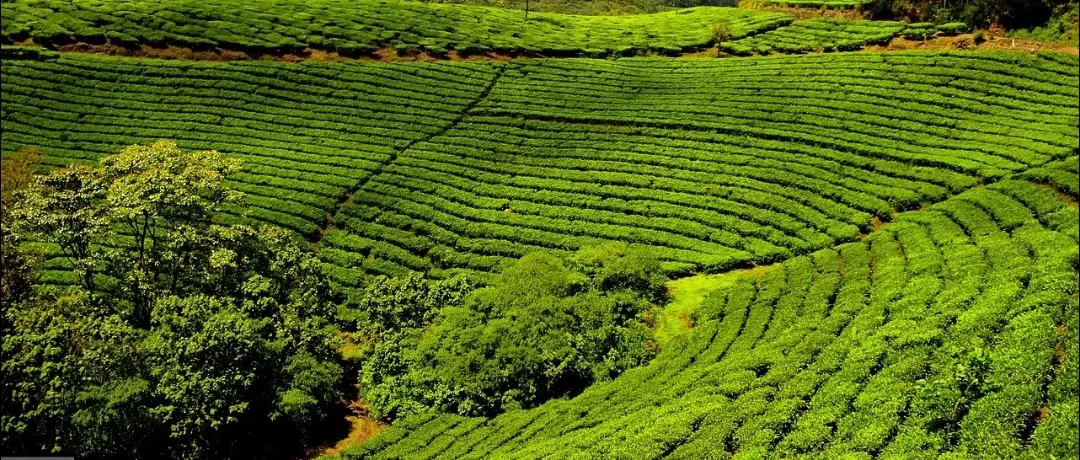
top-left (719, 19), bottom-right (973, 54)
top-left (3, 51), bottom-right (1077, 286)
top-left (1, 0), bottom-right (791, 56)
top-left (334, 159), bottom-right (1080, 458)
top-left (2, 2), bottom-right (1079, 458)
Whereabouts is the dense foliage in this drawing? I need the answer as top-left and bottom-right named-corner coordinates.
top-left (867, 0), bottom-right (1074, 28)
top-left (1, 142), bottom-right (342, 459)
top-left (334, 159), bottom-right (1080, 459)
top-left (0, 0), bottom-right (791, 56)
top-left (1007, 2), bottom-right (1080, 44)
top-left (346, 244), bottom-right (665, 421)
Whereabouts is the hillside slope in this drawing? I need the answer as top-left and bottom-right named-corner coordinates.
top-left (1, 0), bottom-right (791, 56)
top-left (2, 51), bottom-right (1077, 286)
top-left (332, 159), bottom-right (1080, 458)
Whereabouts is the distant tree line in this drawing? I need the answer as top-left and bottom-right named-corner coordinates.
top-left (427, 0), bottom-right (1074, 29)
top-left (865, 0), bottom-right (1075, 28)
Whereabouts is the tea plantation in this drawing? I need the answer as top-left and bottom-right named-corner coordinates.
top-left (341, 159), bottom-right (1079, 458)
top-left (1, 3), bottom-right (1078, 458)
top-left (1, 0), bottom-right (791, 56)
top-left (4, 51), bottom-right (1076, 285)
top-left (721, 19), bottom-right (969, 54)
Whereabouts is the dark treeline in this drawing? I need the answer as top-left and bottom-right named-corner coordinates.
top-left (864, 0), bottom-right (1076, 28)
top-left (429, 0), bottom-right (1076, 30)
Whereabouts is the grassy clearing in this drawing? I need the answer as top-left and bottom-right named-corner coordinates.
top-left (657, 265), bottom-right (775, 346)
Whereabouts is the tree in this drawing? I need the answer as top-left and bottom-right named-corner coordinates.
top-left (1, 147), bottom-right (41, 205)
top-left (342, 274), bottom-right (475, 420)
top-left (3, 141), bottom-right (341, 459)
top-left (1, 148), bottom-right (42, 329)
top-left (14, 141), bottom-right (243, 325)
top-left (344, 273), bottom-right (473, 334)
top-left (866, 0), bottom-right (1068, 28)
top-left (358, 245), bottom-right (664, 420)
top-left (711, 21), bottom-right (733, 57)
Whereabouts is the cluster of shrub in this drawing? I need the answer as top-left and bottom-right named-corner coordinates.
top-left (0, 142), bottom-right (667, 458)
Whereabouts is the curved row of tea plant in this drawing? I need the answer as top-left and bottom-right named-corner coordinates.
top-left (318, 52), bottom-right (1078, 283)
top-left (723, 19), bottom-right (905, 54)
top-left (721, 20), bottom-right (970, 55)
top-left (3, 52), bottom-right (1077, 287)
top-left (1, 0), bottom-right (792, 56)
top-left (333, 167), bottom-right (1080, 459)
top-left (718, 19), bottom-right (970, 54)
top-left (0, 54), bottom-right (501, 242)
top-left (1021, 155), bottom-right (1080, 199)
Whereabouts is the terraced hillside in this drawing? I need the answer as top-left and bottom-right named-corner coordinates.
top-left (333, 159), bottom-right (1080, 459)
top-left (2, 51), bottom-right (1078, 286)
top-left (719, 19), bottom-right (969, 54)
top-left (1, 56), bottom-right (500, 236)
top-left (1, 0), bottom-right (791, 56)
top-left (722, 19), bottom-right (907, 54)
top-left (321, 51), bottom-right (1079, 282)
top-left (2, 2), bottom-right (1079, 456)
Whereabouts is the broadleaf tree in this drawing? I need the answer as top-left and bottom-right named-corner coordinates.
top-left (2, 141), bottom-right (342, 459)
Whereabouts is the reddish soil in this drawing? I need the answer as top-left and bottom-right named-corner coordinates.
top-left (1035, 406), bottom-right (1050, 424)
top-left (307, 400), bottom-right (386, 459)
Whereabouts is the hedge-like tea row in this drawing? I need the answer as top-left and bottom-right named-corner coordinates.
top-left (0, 55), bottom-right (500, 240)
top-left (336, 174), bottom-right (1080, 458)
top-left (722, 19), bottom-right (904, 54)
top-left (721, 20), bottom-right (970, 55)
top-left (315, 52), bottom-right (1078, 283)
top-left (1, 0), bottom-right (792, 56)
top-left (3, 52), bottom-right (1078, 286)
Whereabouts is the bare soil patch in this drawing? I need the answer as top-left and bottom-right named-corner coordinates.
top-left (307, 400), bottom-right (386, 459)
top-left (867, 32), bottom-right (1079, 54)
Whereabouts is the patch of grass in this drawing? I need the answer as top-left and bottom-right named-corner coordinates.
top-left (656, 265), bottom-right (775, 346)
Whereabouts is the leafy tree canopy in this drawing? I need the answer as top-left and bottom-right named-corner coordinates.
top-left (2, 141), bottom-right (342, 459)
top-left (354, 244), bottom-right (665, 421)
top-left (866, 0), bottom-right (1073, 28)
